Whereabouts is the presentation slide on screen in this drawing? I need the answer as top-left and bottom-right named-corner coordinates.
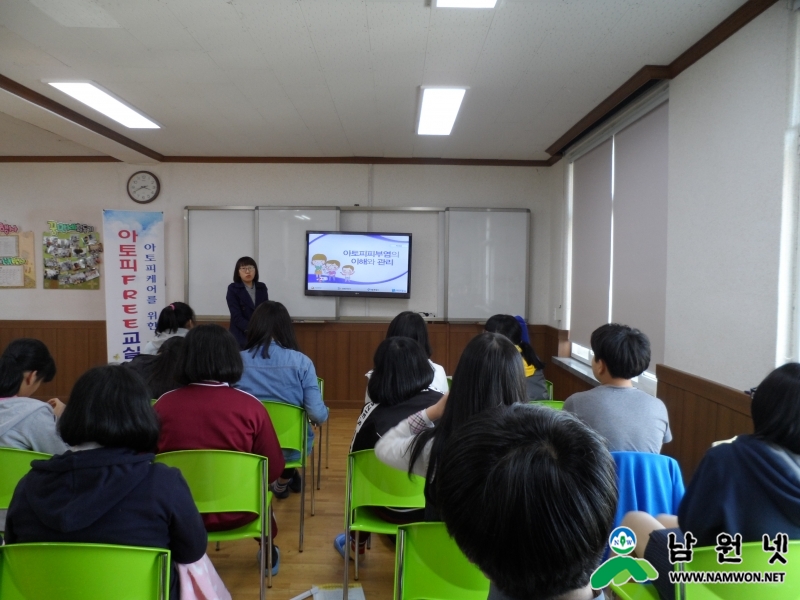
top-left (306, 233), bottom-right (410, 295)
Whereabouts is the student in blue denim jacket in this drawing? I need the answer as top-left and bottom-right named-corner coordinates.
top-left (236, 301), bottom-right (328, 498)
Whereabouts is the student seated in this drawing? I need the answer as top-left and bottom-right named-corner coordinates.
top-left (124, 336), bottom-right (185, 399)
top-left (5, 365), bottom-right (208, 600)
top-left (335, 336), bottom-right (443, 558)
top-left (375, 332), bottom-right (527, 520)
top-left (364, 311), bottom-right (449, 403)
top-left (155, 324), bottom-right (285, 574)
top-left (237, 301), bottom-right (329, 499)
top-left (0, 338), bottom-right (68, 454)
top-left (435, 403), bottom-right (617, 600)
top-left (622, 362), bottom-right (800, 600)
top-left (141, 301), bottom-right (195, 355)
top-left (563, 323), bottom-right (671, 453)
top-left (484, 314), bottom-right (549, 400)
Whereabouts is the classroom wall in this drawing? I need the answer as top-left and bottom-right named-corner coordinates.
top-left (1, 162), bottom-right (559, 324)
top-left (664, 3), bottom-right (793, 391)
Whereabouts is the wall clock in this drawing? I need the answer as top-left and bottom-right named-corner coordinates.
top-left (127, 171), bottom-right (160, 204)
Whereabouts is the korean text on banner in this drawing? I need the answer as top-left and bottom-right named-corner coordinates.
top-left (103, 210), bottom-right (165, 363)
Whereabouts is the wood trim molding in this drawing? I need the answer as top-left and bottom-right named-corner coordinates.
top-left (0, 74), bottom-right (164, 162)
top-left (656, 364), bottom-right (751, 415)
top-left (0, 156), bottom-right (119, 162)
top-left (0, 0), bottom-right (779, 166)
top-left (545, 0), bottom-right (779, 156)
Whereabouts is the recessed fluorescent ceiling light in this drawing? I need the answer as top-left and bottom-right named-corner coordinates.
top-left (48, 82), bottom-right (159, 129)
top-left (435, 0), bottom-right (498, 8)
top-left (418, 88), bottom-right (466, 136)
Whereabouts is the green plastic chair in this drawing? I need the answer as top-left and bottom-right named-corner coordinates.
top-left (0, 448), bottom-right (51, 528)
top-left (0, 542), bottom-right (169, 599)
top-left (609, 582), bottom-right (659, 600)
top-left (261, 400), bottom-right (314, 552)
top-left (394, 522), bottom-right (489, 600)
top-left (343, 449), bottom-right (426, 598)
top-left (446, 376), bottom-right (452, 389)
top-left (154, 450), bottom-right (272, 599)
top-left (545, 379), bottom-right (554, 399)
top-left (681, 541), bottom-right (800, 599)
top-left (529, 400), bottom-right (564, 410)
top-left (151, 398), bottom-right (158, 406)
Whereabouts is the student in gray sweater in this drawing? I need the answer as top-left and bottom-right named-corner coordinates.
top-left (563, 324), bottom-right (671, 454)
top-left (0, 339), bottom-right (68, 455)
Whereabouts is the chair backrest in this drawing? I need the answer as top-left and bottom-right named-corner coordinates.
top-left (348, 450), bottom-right (425, 514)
top-left (446, 376), bottom-right (452, 389)
top-left (545, 379), bottom-right (554, 399)
top-left (394, 522), bottom-right (489, 600)
top-left (154, 449), bottom-right (266, 516)
top-left (528, 400), bottom-right (564, 410)
top-left (317, 377), bottom-right (325, 400)
top-left (261, 400), bottom-right (306, 455)
top-left (0, 542), bottom-right (169, 600)
top-left (0, 448), bottom-right (51, 510)
top-left (611, 451), bottom-right (685, 528)
top-left (682, 541), bottom-right (800, 599)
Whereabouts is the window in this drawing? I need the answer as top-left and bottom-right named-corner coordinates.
top-left (567, 89), bottom-right (669, 374)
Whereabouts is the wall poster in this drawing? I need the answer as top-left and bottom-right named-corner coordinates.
top-left (0, 222), bottom-right (36, 288)
top-left (103, 210), bottom-right (165, 362)
top-left (42, 221), bottom-right (103, 290)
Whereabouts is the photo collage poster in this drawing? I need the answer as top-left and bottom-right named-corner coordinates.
top-left (0, 222), bottom-right (36, 288)
top-left (42, 221), bottom-right (103, 290)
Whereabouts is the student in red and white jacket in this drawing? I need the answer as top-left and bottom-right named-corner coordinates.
top-left (155, 324), bottom-right (285, 574)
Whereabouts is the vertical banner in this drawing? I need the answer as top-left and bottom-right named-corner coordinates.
top-left (103, 210), bottom-right (165, 363)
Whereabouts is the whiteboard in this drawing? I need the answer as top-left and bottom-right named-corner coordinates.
top-left (187, 209), bottom-right (255, 317)
top-left (446, 209), bottom-right (529, 321)
top-left (257, 208), bottom-right (338, 319)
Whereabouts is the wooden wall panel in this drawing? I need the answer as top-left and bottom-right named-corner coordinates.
top-left (657, 365), bottom-right (753, 481)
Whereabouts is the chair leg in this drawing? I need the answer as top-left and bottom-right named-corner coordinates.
top-left (326, 418), bottom-right (330, 469)
top-left (367, 535), bottom-right (371, 550)
top-left (316, 425), bottom-right (322, 490)
top-left (266, 506), bottom-right (273, 591)
top-left (299, 463), bottom-right (306, 552)
top-left (343, 526), bottom-right (351, 600)
top-left (310, 447), bottom-right (316, 516)
top-left (215, 541), bottom-right (220, 551)
top-left (354, 530), bottom-right (360, 580)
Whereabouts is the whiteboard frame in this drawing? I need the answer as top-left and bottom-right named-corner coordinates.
top-left (256, 206), bottom-right (341, 320)
top-left (185, 205), bottom-right (530, 322)
top-left (184, 206), bottom-right (258, 317)
top-left (444, 207), bottom-right (531, 322)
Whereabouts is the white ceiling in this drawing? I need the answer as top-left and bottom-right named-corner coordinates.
top-left (0, 0), bottom-right (742, 160)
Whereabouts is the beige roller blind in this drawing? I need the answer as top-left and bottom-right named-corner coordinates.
top-left (611, 102), bottom-right (669, 371)
top-left (570, 139), bottom-right (613, 350)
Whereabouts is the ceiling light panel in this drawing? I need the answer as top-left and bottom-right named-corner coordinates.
top-left (48, 83), bottom-right (160, 129)
top-left (417, 88), bottom-right (466, 136)
top-left (435, 0), bottom-right (498, 8)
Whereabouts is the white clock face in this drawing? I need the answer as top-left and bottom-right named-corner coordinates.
top-left (127, 172), bottom-right (159, 203)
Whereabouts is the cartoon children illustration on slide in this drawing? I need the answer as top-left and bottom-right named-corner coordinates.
top-left (341, 264), bottom-right (354, 282)
top-left (311, 254), bottom-right (327, 282)
top-left (325, 259), bottom-right (340, 281)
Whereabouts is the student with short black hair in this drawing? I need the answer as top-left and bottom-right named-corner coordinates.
top-left (484, 314), bottom-right (549, 400)
top-left (5, 365), bottom-right (208, 600)
top-left (375, 332), bottom-right (527, 517)
top-left (227, 256), bottom-right (269, 348)
top-left (142, 301), bottom-right (195, 355)
top-left (125, 336), bottom-right (186, 399)
top-left (363, 311), bottom-right (448, 402)
top-left (237, 301), bottom-right (328, 499)
top-left (155, 324), bottom-right (285, 574)
top-left (563, 323), bottom-right (671, 453)
top-left (0, 338), bottom-right (68, 454)
top-left (435, 403), bottom-right (617, 600)
top-left (334, 336), bottom-right (443, 558)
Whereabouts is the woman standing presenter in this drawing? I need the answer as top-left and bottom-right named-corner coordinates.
top-left (227, 256), bottom-right (268, 348)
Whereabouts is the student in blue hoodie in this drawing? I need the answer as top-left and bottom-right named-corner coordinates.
top-left (5, 365), bottom-right (207, 600)
top-left (622, 362), bottom-right (800, 600)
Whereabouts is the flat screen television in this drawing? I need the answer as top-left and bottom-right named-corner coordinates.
top-left (305, 231), bottom-right (412, 299)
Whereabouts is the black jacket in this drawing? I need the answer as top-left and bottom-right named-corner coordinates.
top-left (226, 281), bottom-right (269, 348)
top-left (6, 447), bottom-right (207, 600)
top-left (350, 389), bottom-right (442, 453)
